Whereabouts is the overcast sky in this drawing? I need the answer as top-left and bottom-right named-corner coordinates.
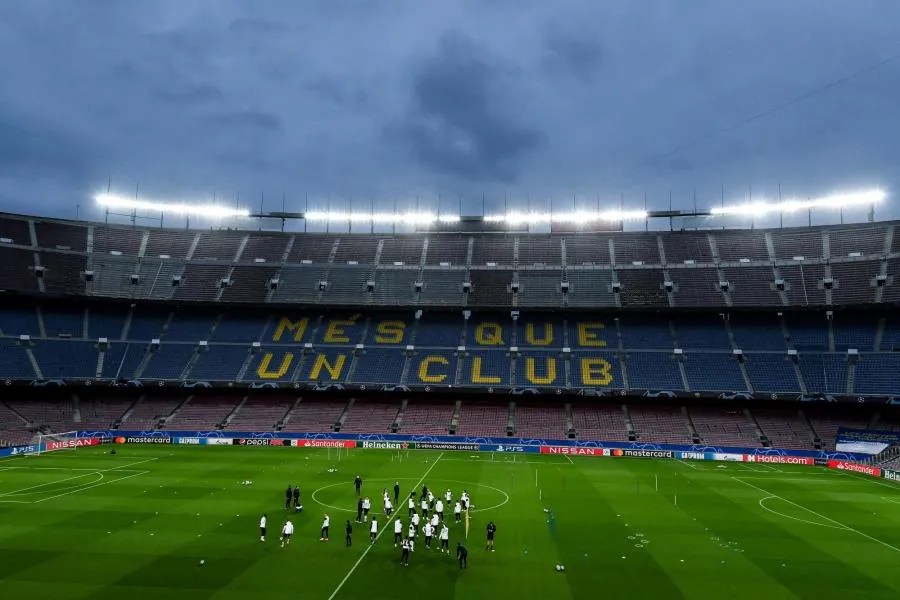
top-left (0, 0), bottom-right (899, 230)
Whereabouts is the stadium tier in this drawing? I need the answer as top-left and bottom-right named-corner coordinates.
top-left (0, 304), bottom-right (898, 399)
top-left (0, 214), bottom-right (897, 309)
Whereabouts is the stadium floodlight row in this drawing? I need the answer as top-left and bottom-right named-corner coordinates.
top-left (0, 213), bottom-right (899, 309)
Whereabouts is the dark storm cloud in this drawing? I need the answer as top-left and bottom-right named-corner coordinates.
top-left (0, 115), bottom-right (97, 181)
top-left (0, 0), bottom-right (898, 226)
top-left (393, 32), bottom-right (546, 182)
top-left (541, 22), bottom-right (603, 79)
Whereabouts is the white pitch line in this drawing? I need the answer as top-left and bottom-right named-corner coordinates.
top-left (326, 452), bottom-right (445, 600)
top-left (675, 459), bottom-right (698, 470)
top-left (0, 471), bottom-right (103, 497)
top-left (563, 453), bottom-right (575, 465)
top-left (733, 476), bottom-right (900, 554)
top-left (33, 470), bottom-right (149, 504)
top-left (882, 497), bottom-right (900, 506)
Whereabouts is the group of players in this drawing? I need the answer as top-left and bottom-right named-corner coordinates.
top-left (262, 474), bottom-right (496, 569)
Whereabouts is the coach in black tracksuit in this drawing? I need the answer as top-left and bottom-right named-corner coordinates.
top-left (356, 497), bottom-right (363, 522)
top-left (345, 520), bottom-right (353, 546)
top-left (393, 481), bottom-right (400, 504)
top-left (457, 542), bottom-right (468, 569)
top-left (285, 485), bottom-right (293, 510)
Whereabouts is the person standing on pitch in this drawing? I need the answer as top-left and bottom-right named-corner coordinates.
top-left (486, 520), bottom-right (497, 551)
top-left (456, 542), bottom-right (468, 569)
top-left (356, 497), bottom-right (363, 523)
top-left (354, 475), bottom-right (363, 496)
top-left (401, 538), bottom-right (411, 566)
top-left (393, 481), bottom-right (400, 504)
top-left (284, 485), bottom-right (293, 510)
top-left (345, 520), bottom-right (353, 547)
top-left (292, 485), bottom-right (300, 509)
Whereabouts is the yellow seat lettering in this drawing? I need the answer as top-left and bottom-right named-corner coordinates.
top-left (257, 352), bottom-right (294, 379)
top-left (272, 318), bottom-right (308, 343)
top-left (524, 356), bottom-right (556, 385)
top-left (418, 356), bottom-right (449, 383)
top-left (374, 320), bottom-right (405, 344)
top-left (309, 354), bottom-right (347, 381)
top-left (471, 356), bottom-right (502, 384)
top-left (580, 357), bottom-right (613, 386)
top-left (323, 317), bottom-right (358, 343)
top-left (525, 322), bottom-right (553, 346)
top-left (577, 322), bottom-right (607, 347)
top-left (475, 323), bottom-right (504, 346)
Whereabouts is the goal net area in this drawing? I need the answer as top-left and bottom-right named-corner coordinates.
top-left (27, 431), bottom-right (80, 456)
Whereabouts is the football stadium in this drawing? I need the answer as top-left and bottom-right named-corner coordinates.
top-left (1, 206), bottom-right (899, 599)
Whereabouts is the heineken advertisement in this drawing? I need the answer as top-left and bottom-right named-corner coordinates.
top-left (356, 440), bottom-right (415, 450)
top-left (354, 439), bottom-right (480, 451)
top-left (884, 469), bottom-right (899, 482)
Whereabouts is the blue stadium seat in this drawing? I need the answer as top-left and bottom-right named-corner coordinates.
top-left (831, 316), bottom-right (878, 351)
top-left (683, 352), bottom-right (746, 391)
top-left (42, 308), bottom-right (84, 338)
top-left (211, 313), bottom-right (268, 342)
top-left (141, 344), bottom-right (196, 379)
top-left (0, 338), bottom-right (37, 378)
top-left (729, 315), bottom-right (786, 350)
top-left (799, 353), bottom-right (848, 395)
top-left (32, 340), bottom-right (97, 379)
top-left (743, 354), bottom-right (801, 393)
top-left (625, 352), bottom-right (683, 390)
top-left (163, 311), bottom-right (217, 341)
top-left (88, 306), bottom-right (128, 340)
top-left (127, 308), bottom-right (170, 340)
top-left (672, 316), bottom-right (731, 350)
top-left (786, 315), bottom-right (829, 351)
top-left (0, 307), bottom-right (40, 336)
top-left (854, 354), bottom-right (900, 394)
top-left (619, 317), bottom-right (673, 349)
top-left (351, 348), bottom-right (407, 384)
top-left (189, 345), bottom-right (248, 380)
top-left (415, 315), bottom-right (464, 347)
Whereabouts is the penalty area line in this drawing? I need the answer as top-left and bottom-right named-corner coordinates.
top-left (327, 452), bottom-right (445, 600)
top-left (733, 476), bottom-right (900, 554)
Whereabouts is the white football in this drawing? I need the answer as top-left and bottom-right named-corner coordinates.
top-left (200, 560), bottom-right (205, 566)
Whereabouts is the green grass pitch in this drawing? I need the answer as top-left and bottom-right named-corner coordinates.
top-left (1, 446), bottom-right (899, 600)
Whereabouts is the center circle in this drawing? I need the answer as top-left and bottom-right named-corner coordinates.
top-left (311, 477), bottom-right (509, 514)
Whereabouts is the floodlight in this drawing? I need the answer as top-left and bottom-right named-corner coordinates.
top-left (711, 189), bottom-right (885, 217)
top-left (96, 194), bottom-right (250, 218)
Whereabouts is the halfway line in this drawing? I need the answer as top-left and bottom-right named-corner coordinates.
top-left (327, 452), bottom-right (445, 600)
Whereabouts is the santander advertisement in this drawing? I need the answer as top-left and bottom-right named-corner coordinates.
top-left (743, 454), bottom-right (814, 465)
top-left (826, 460), bottom-right (882, 477)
